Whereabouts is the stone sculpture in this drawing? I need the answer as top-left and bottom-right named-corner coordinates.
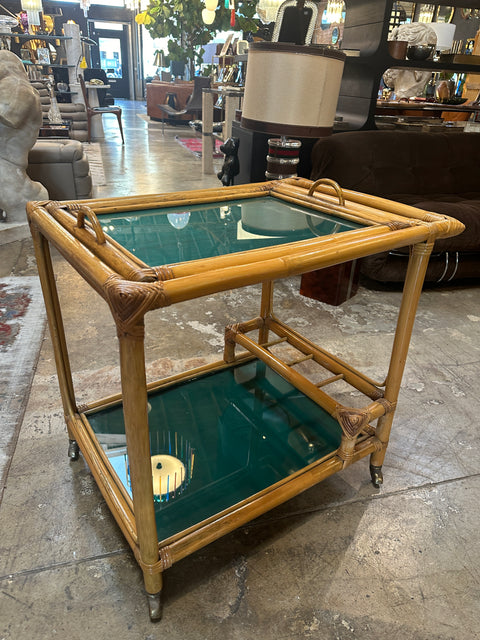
top-left (384, 22), bottom-right (437, 100)
top-left (0, 50), bottom-right (48, 224)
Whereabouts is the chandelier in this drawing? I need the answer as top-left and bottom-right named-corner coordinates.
top-left (325, 0), bottom-right (344, 24)
top-left (256, 0), bottom-right (283, 23)
top-left (20, 0), bottom-right (42, 26)
top-left (124, 0), bottom-right (149, 10)
top-left (418, 3), bottom-right (435, 22)
top-left (79, 0), bottom-right (91, 16)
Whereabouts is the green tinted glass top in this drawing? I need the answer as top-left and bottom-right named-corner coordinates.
top-left (98, 198), bottom-right (361, 266)
top-left (88, 360), bottom-right (342, 543)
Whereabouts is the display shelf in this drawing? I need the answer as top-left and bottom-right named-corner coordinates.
top-left (338, 0), bottom-right (480, 130)
top-left (0, 32), bottom-right (71, 40)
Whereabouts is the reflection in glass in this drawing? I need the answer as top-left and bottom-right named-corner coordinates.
top-left (97, 198), bottom-right (362, 267)
top-left (89, 360), bottom-right (343, 541)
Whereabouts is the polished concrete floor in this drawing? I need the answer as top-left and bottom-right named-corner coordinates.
top-left (1, 101), bottom-right (479, 640)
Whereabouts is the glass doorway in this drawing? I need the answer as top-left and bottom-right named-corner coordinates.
top-left (88, 21), bottom-right (130, 98)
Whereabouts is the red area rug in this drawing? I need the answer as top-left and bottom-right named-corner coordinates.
top-left (175, 136), bottom-right (224, 159)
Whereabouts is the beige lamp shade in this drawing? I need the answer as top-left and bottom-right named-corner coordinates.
top-left (241, 42), bottom-right (346, 138)
top-left (429, 22), bottom-right (456, 51)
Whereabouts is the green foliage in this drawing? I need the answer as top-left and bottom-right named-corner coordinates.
top-left (136, 0), bottom-right (259, 74)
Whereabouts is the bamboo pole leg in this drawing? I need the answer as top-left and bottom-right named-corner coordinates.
top-left (370, 241), bottom-right (434, 484)
top-left (117, 326), bottom-right (163, 610)
top-left (30, 226), bottom-right (79, 458)
top-left (259, 280), bottom-right (274, 344)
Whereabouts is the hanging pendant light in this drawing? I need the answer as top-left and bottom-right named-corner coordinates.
top-left (202, 8), bottom-right (215, 24)
top-left (79, 0), bottom-right (91, 17)
top-left (20, 0), bottom-right (43, 27)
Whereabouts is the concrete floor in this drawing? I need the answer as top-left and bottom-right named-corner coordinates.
top-left (1, 101), bottom-right (479, 640)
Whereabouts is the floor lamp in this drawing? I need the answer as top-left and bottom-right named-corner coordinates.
top-left (240, 42), bottom-right (346, 180)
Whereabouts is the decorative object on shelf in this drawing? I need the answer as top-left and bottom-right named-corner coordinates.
top-left (20, 0), bottom-right (42, 27)
top-left (241, 41), bottom-right (345, 179)
top-left (406, 43), bottom-right (434, 60)
top-left (0, 50), bottom-right (47, 223)
top-left (19, 10), bottom-right (28, 32)
top-left (272, 0), bottom-right (318, 45)
top-left (460, 8), bottom-right (480, 20)
top-left (429, 21), bottom-right (456, 58)
top-left (0, 14), bottom-right (18, 35)
top-left (384, 22), bottom-right (436, 99)
top-left (36, 45), bottom-right (50, 64)
top-left (388, 39), bottom-right (408, 59)
top-left (46, 76), bottom-right (62, 123)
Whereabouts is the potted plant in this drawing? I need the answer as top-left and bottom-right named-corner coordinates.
top-left (136, 0), bottom-right (259, 79)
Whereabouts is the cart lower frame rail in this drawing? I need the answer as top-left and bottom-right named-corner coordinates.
top-left (27, 178), bottom-right (464, 620)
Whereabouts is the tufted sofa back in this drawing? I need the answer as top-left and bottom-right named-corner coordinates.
top-left (310, 130), bottom-right (480, 202)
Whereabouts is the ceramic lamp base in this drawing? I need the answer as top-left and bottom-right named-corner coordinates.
top-left (265, 137), bottom-right (301, 180)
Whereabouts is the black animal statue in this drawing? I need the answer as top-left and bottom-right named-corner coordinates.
top-left (217, 137), bottom-right (240, 187)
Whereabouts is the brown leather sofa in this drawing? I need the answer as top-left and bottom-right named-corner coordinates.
top-left (27, 139), bottom-right (93, 200)
top-left (310, 130), bottom-right (480, 283)
top-left (146, 80), bottom-right (194, 121)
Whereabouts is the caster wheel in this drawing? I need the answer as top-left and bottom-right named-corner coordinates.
top-left (146, 591), bottom-right (163, 621)
top-left (68, 439), bottom-right (80, 461)
top-left (370, 464), bottom-right (383, 488)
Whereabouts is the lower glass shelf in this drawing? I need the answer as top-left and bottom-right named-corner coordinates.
top-left (87, 360), bottom-right (343, 542)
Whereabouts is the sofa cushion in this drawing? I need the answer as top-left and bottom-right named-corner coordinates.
top-left (27, 139), bottom-right (92, 200)
top-left (310, 130), bottom-right (480, 283)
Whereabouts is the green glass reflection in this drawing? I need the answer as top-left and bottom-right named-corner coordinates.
top-left (97, 198), bottom-right (362, 266)
top-left (88, 360), bottom-right (342, 542)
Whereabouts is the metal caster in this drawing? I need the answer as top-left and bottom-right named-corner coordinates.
top-left (146, 591), bottom-right (163, 621)
top-left (68, 439), bottom-right (80, 461)
top-left (370, 464), bottom-right (383, 488)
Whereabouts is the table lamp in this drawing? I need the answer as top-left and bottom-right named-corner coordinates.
top-left (241, 42), bottom-right (346, 180)
top-left (429, 22), bottom-right (456, 58)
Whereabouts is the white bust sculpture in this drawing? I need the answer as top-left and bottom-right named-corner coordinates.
top-left (384, 22), bottom-right (437, 100)
top-left (0, 50), bottom-right (48, 224)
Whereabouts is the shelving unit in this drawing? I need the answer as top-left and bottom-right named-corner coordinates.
top-left (338, 0), bottom-right (480, 130)
top-left (1, 30), bottom-right (76, 95)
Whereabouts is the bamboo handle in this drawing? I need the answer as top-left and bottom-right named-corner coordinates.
top-left (308, 178), bottom-right (345, 207)
top-left (71, 204), bottom-right (106, 245)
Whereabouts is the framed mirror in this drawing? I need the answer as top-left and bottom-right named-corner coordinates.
top-left (272, 0), bottom-right (319, 45)
top-left (435, 6), bottom-right (454, 22)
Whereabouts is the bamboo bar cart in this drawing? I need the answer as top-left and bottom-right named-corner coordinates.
top-left (27, 178), bottom-right (464, 620)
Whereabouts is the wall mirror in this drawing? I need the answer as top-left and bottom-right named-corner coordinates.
top-left (272, 0), bottom-right (319, 45)
top-left (435, 6), bottom-right (454, 22)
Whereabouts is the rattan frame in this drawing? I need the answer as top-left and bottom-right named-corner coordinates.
top-left (27, 178), bottom-right (464, 620)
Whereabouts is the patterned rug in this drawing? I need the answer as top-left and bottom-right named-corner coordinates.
top-left (175, 136), bottom-right (224, 159)
top-left (0, 277), bottom-right (46, 503)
